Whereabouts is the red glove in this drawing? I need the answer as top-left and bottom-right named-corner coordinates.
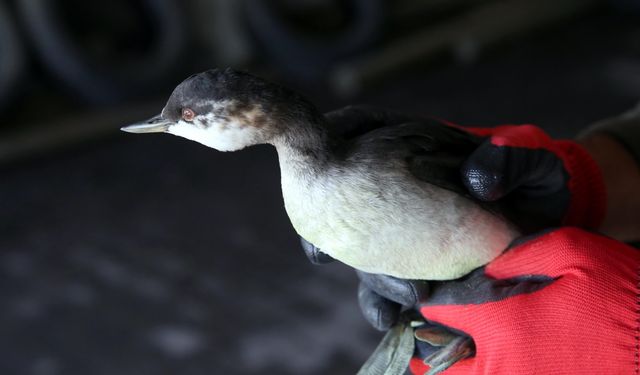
top-left (454, 124), bottom-right (607, 232)
top-left (410, 228), bottom-right (639, 374)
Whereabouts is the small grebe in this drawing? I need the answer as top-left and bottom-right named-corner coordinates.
top-left (122, 68), bottom-right (519, 280)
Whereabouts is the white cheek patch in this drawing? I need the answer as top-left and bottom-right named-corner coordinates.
top-left (167, 119), bottom-right (259, 152)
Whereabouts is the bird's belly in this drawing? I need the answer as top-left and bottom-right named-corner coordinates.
top-left (283, 176), bottom-right (518, 280)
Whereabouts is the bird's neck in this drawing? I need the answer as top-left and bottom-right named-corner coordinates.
top-left (272, 119), bottom-right (334, 182)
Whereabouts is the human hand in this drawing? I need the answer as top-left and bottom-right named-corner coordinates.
top-left (409, 228), bottom-right (639, 374)
top-left (356, 270), bottom-right (429, 331)
top-left (460, 124), bottom-right (606, 232)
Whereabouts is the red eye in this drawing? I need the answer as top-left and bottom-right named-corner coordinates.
top-left (182, 108), bottom-right (195, 122)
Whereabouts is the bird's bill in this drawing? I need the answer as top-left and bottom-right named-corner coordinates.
top-left (121, 114), bottom-right (172, 133)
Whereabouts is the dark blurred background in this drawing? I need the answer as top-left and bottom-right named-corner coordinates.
top-left (1, 1), bottom-right (639, 374)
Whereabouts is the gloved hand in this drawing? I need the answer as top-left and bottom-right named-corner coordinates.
top-left (409, 228), bottom-right (639, 374)
top-left (459, 124), bottom-right (606, 232)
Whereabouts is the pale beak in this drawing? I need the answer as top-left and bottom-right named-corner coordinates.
top-left (121, 114), bottom-right (172, 133)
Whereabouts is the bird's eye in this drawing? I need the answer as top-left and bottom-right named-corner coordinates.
top-left (182, 108), bottom-right (195, 122)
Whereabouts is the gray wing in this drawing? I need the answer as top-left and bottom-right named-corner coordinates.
top-left (326, 107), bottom-right (512, 218)
top-left (324, 105), bottom-right (427, 140)
top-left (350, 120), bottom-right (482, 197)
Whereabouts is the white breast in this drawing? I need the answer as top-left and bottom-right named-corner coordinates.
top-left (280, 161), bottom-right (519, 280)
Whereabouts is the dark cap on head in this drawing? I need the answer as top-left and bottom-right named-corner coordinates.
top-left (162, 68), bottom-right (321, 125)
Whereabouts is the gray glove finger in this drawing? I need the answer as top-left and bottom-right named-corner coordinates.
top-left (358, 281), bottom-right (401, 331)
top-left (356, 270), bottom-right (430, 307)
top-left (299, 237), bottom-right (335, 265)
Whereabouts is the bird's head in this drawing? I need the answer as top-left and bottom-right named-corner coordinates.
top-left (121, 68), bottom-right (321, 151)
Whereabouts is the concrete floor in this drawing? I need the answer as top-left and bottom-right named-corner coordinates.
top-left (0, 11), bottom-right (638, 375)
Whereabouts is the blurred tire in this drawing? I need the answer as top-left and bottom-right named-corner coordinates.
top-left (17, 0), bottom-right (187, 104)
top-left (244, 0), bottom-right (384, 81)
top-left (0, 3), bottom-right (25, 114)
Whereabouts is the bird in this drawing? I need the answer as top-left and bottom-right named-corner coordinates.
top-left (121, 68), bottom-right (520, 281)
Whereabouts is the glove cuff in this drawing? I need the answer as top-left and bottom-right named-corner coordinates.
top-left (555, 140), bottom-right (607, 229)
